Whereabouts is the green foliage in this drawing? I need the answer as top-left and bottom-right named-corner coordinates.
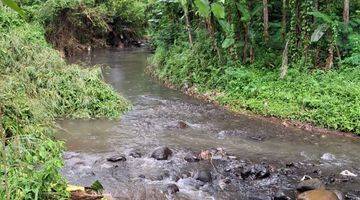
top-left (151, 44), bottom-right (360, 134)
top-left (0, 6), bottom-right (130, 199)
top-left (148, 0), bottom-right (360, 135)
top-left (1, 0), bottom-right (25, 16)
top-left (194, 0), bottom-right (211, 18)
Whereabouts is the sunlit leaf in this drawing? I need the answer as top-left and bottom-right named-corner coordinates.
top-left (222, 38), bottom-right (235, 49)
top-left (1, 0), bottom-right (25, 17)
top-left (211, 2), bottom-right (225, 19)
top-left (194, 0), bottom-right (211, 18)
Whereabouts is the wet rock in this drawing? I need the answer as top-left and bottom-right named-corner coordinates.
top-left (274, 191), bottom-right (291, 200)
top-left (321, 153), bottom-right (336, 161)
top-left (218, 178), bottom-right (231, 190)
top-left (184, 152), bottom-right (200, 162)
top-left (166, 184), bottom-right (179, 194)
top-left (248, 135), bottom-right (267, 142)
top-left (345, 191), bottom-right (360, 200)
top-left (297, 189), bottom-right (340, 200)
top-left (194, 170), bottom-right (212, 183)
top-left (340, 170), bottom-right (357, 177)
top-left (241, 164), bottom-right (270, 180)
top-left (178, 121), bottom-right (188, 129)
top-left (151, 147), bottom-right (172, 160)
top-left (181, 171), bottom-right (191, 179)
top-left (128, 150), bottom-right (141, 158)
top-left (199, 150), bottom-right (211, 160)
top-left (106, 155), bottom-right (126, 162)
top-left (170, 174), bottom-right (180, 182)
top-left (296, 178), bottom-right (324, 193)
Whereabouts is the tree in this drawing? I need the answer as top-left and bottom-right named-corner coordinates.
top-left (343, 0), bottom-right (350, 25)
top-left (263, 0), bottom-right (269, 43)
top-left (180, 0), bottom-right (193, 46)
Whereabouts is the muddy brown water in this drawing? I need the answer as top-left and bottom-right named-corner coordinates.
top-left (57, 48), bottom-right (360, 200)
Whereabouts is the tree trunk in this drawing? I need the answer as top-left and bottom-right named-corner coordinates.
top-left (280, 40), bottom-right (289, 79)
top-left (263, 0), bottom-right (269, 43)
top-left (184, 10), bottom-right (193, 46)
top-left (250, 46), bottom-right (255, 64)
top-left (325, 45), bottom-right (334, 70)
top-left (243, 24), bottom-right (249, 63)
top-left (343, 0), bottom-right (350, 25)
top-left (281, 0), bottom-right (287, 40)
top-left (206, 17), bottom-right (221, 60)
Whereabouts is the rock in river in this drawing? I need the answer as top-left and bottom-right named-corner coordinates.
top-left (184, 152), bottom-right (200, 162)
top-left (296, 178), bottom-right (325, 193)
top-left (241, 164), bottom-right (270, 179)
top-left (107, 154), bottom-right (126, 162)
top-left (297, 189), bottom-right (341, 200)
top-left (151, 147), bottom-right (173, 160)
top-left (194, 170), bottom-right (212, 183)
top-left (128, 150), bottom-right (142, 158)
top-left (167, 184), bottom-right (180, 194)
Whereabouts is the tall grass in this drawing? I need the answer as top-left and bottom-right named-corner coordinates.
top-left (0, 7), bottom-right (130, 199)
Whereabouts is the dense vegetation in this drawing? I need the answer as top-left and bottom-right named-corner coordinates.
top-left (0, 0), bottom-right (359, 199)
top-left (147, 0), bottom-right (360, 134)
top-left (0, 1), bottom-right (134, 199)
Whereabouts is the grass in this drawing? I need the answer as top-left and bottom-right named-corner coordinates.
top-left (0, 7), bottom-right (130, 199)
top-left (149, 42), bottom-right (360, 135)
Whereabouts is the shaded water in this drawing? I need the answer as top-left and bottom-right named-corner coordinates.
top-left (57, 48), bottom-right (360, 199)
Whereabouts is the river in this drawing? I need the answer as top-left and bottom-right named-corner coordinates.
top-left (56, 48), bottom-right (360, 199)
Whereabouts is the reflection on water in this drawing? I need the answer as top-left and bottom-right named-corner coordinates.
top-left (57, 48), bottom-right (360, 199)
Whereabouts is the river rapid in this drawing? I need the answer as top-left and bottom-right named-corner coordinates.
top-left (56, 48), bottom-right (360, 200)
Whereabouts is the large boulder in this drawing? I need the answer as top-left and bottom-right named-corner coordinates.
top-left (297, 189), bottom-right (341, 200)
top-left (151, 147), bottom-right (173, 160)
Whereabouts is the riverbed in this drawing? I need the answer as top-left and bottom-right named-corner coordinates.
top-left (56, 48), bottom-right (360, 199)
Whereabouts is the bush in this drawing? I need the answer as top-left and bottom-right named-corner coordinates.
top-left (0, 7), bottom-right (130, 199)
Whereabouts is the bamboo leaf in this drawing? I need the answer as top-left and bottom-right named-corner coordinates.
top-left (1, 0), bottom-right (25, 17)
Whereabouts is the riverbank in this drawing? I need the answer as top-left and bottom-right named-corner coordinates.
top-left (146, 65), bottom-right (359, 138)
top-left (0, 5), bottom-right (131, 199)
top-left (147, 46), bottom-right (360, 136)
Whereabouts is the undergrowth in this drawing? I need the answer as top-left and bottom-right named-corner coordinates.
top-left (150, 38), bottom-right (360, 134)
top-left (0, 7), bottom-right (130, 199)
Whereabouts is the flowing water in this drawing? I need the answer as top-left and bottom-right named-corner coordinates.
top-left (57, 48), bottom-right (360, 199)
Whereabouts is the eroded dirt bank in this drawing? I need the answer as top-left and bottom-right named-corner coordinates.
top-left (45, 7), bottom-right (143, 57)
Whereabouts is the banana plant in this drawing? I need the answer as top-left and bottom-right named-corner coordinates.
top-left (194, 0), bottom-right (234, 49)
top-left (1, 0), bottom-right (25, 17)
